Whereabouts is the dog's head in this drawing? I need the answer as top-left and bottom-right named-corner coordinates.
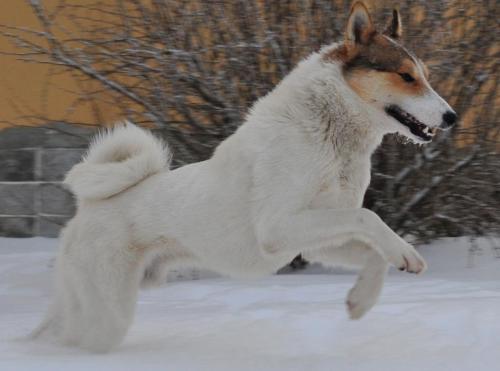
top-left (326, 2), bottom-right (457, 143)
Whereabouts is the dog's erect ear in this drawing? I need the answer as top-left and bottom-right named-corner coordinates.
top-left (345, 2), bottom-right (375, 45)
top-left (384, 8), bottom-right (403, 39)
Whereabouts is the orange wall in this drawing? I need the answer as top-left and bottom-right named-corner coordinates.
top-left (0, 0), bottom-right (121, 128)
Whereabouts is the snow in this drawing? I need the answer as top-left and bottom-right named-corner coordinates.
top-left (1, 237), bottom-right (500, 371)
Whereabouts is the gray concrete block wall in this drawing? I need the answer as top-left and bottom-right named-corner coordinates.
top-left (0, 149), bottom-right (36, 181)
top-left (0, 124), bottom-right (96, 237)
top-left (40, 149), bottom-right (86, 181)
top-left (0, 183), bottom-right (37, 215)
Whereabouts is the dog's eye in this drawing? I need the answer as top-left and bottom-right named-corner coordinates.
top-left (399, 73), bottom-right (415, 83)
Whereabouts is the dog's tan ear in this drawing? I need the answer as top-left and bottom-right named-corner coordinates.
top-left (384, 8), bottom-right (403, 39)
top-left (346, 2), bottom-right (375, 45)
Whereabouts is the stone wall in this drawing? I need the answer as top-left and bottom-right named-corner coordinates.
top-left (0, 124), bottom-right (96, 237)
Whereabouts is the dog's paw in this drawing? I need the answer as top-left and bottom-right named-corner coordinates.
top-left (384, 241), bottom-right (427, 274)
top-left (346, 296), bottom-right (373, 320)
top-left (397, 246), bottom-right (427, 274)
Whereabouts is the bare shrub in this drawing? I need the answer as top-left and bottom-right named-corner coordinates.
top-left (1, 0), bottom-right (498, 243)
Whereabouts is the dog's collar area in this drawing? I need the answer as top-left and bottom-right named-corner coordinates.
top-left (385, 105), bottom-right (435, 142)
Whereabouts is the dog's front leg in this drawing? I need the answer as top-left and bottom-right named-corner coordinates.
top-left (256, 207), bottom-right (426, 273)
top-left (304, 242), bottom-right (389, 319)
top-left (346, 251), bottom-right (389, 319)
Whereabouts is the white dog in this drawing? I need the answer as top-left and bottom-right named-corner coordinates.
top-left (32, 2), bottom-right (457, 352)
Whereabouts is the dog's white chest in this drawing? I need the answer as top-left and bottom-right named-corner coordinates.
top-left (310, 160), bottom-right (370, 209)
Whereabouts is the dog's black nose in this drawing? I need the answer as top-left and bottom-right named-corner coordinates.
top-left (441, 111), bottom-right (458, 128)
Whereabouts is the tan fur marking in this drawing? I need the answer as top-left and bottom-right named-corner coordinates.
top-left (343, 69), bottom-right (375, 101)
top-left (324, 44), bottom-right (352, 63)
top-left (344, 64), bottom-right (425, 105)
top-left (346, 2), bottom-right (376, 45)
top-left (324, 3), bottom-right (428, 100)
top-left (385, 70), bottom-right (426, 96)
top-left (383, 8), bottom-right (403, 39)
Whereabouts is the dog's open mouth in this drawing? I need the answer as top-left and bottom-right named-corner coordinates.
top-left (385, 105), bottom-right (436, 142)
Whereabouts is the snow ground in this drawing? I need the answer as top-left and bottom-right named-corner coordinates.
top-left (1, 237), bottom-right (499, 371)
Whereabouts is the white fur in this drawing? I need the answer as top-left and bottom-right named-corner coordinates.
top-left (64, 122), bottom-right (170, 201)
top-left (32, 44), bottom-right (433, 353)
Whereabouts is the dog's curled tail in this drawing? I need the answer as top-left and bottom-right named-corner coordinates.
top-left (65, 121), bottom-right (171, 201)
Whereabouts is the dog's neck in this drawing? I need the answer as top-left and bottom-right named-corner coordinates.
top-left (254, 49), bottom-right (385, 160)
top-left (315, 90), bottom-right (383, 159)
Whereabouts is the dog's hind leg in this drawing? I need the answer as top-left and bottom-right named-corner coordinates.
top-left (141, 254), bottom-right (172, 288)
top-left (140, 243), bottom-right (199, 288)
top-left (52, 235), bottom-right (144, 353)
top-left (303, 241), bottom-right (389, 319)
top-left (31, 250), bottom-right (93, 346)
top-left (78, 249), bottom-right (143, 352)
top-left (31, 234), bottom-right (83, 344)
